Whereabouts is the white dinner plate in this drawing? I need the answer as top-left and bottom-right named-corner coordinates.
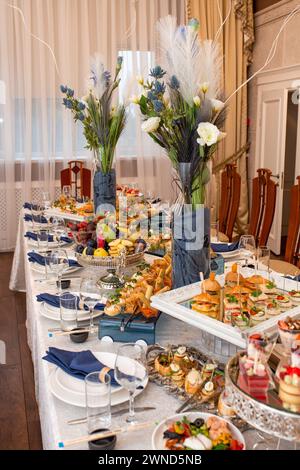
top-left (152, 412), bottom-right (246, 450)
top-left (49, 351), bottom-right (148, 407)
top-left (39, 302), bottom-right (103, 322)
top-left (218, 249), bottom-right (241, 259)
top-left (27, 239), bottom-right (73, 249)
top-left (30, 263), bottom-right (80, 275)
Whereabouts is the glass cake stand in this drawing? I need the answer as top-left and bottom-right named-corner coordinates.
top-left (225, 353), bottom-right (300, 449)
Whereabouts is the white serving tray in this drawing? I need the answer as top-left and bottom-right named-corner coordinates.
top-left (151, 268), bottom-right (300, 349)
top-left (45, 207), bottom-right (93, 222)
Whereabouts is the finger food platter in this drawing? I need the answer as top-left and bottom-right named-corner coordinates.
top-left (151, 267), bottom-right (300, 349)
top-left (146, 344), bottom-right (225, 409)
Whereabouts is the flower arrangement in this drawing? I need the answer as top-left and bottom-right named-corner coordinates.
top-left (134, 17), bottom-right (226, 207)
top-left (60, 54), bottom-right (126, 174)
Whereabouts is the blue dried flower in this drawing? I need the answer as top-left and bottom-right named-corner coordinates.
top-left (78, 112), bottom-right (85, 121)
top-left (147, 91), bottom-right (156, 101)
top-left (78, 101), bottom-right (86, 111)
top-left (63, 98), bottom-right (73, 109)
top-left (117, 56), bottom-right (123, 66)
top-left (153, 80), bottom-right (166, 95)
top-left (66, 88), bottom-right (74, 97)
top-left (150, 66), bottom-right (166, 79)
top-left (170, 75), bottom-right (180, 90)
top-left (153, 100), bottom-right (164, 113)
top-left (60, 85), bottom-right (68, 94)
top-left (103, 71), bottom-right (111, 86)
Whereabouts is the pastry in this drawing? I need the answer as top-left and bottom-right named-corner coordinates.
top-left (202, 363), bottom-right (217, 380)
top-left (185, 368), bottom-right (202, 394)
top-left (279, 366), bottom-right (300, 413)
top-left (201, 380), bottom-right (215, 399)
top-left (170, 363), bottom-right (185, 385)
top-left (154, 353), bottom-right (172, 377)
top-left (173, 346), bottom-right (188, 364)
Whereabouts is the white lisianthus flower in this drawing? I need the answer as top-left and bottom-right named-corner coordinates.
top-left (193, 96), bottom-right (201, 107)
top-left (200, 82), bottom-right (209, 94)
top-left (197, 122), bottom-right (220, 147)
top-left (130, 95), bottom-right (140, 104)
top-left (136, 75), bottom-right (144, 85)
top-left (141, 117), bottom-right (161, 133)
top-left (211, 99), bottom-right (225, 113)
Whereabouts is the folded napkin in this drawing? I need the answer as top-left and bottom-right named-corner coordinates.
top-left (28, 251), bottom-right (81, 267)
top-left (211, 240), bottom-right (239, 253)
top-left (24, 202), bottom-right (36, 210)
top-left (24, 214), bottom-right (47, 224)
top-left (285, 274), bottom-right (300, 282)
top-left (43, 347), bottom-right (118, 385)
top-left (36, 292), bottom-right (105, 311)
top-left (25, 231), bottom-right (72, 244)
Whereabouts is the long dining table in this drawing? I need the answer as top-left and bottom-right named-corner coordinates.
top-left (9, 209), bottom-right (287, 450)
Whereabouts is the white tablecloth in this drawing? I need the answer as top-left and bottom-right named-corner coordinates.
top-left (10, 211), bottom-right (290, 450)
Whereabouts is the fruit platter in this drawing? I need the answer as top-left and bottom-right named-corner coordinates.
top-left (152, 413), bottom-right (245, 451)
top-left (151, 266), bottom-right (300, 349)
top-left (146, 344), bottom-right (225, 409)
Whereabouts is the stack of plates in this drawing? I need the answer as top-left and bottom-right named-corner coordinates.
top-left (49, 351), bottom-right (148, 407)
top-left (39, 300), bottom-right (102, 322)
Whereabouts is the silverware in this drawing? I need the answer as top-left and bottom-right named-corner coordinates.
top-left (67, 406), bottom-right (156, 426)
top-left (176, 391), bottom-right (199, 414)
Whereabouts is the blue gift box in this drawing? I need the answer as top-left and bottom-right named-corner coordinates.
top-left (98, 313), bottom-right (160, 345)
top-left (210, 254), bottom-right (224, 275)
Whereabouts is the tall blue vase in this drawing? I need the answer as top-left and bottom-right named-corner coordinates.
top-left (172, 206), bottom-right (210, 289)
top-left (93, 169), bottom-right (116, 214)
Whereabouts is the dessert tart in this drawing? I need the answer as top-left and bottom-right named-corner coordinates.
top-left (154, 353), bottom-right (172, 377)
top-left (279, 366), bottom-right (300, 413)
top-left (184, 368), bottom-right (202, 394)
top-left (173, 346), bottom-right (188, 364)
top-left (201, 380), bottom-right (215, 400)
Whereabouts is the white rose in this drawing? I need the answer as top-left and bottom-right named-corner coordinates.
top-left (141, 117), bottom-right (161, 133)
top-left (197, 122), bottom-right (220, 147)
top-left (193, 96), bottom-right (201, 107)
top-left (211, 99), bottom-right (225, 113)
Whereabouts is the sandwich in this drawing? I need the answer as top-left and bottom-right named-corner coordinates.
top-left (202, 272), bottom-right (221, 298)
top-left (191, 293), bottom-right (220, 319)
top-left (225, 263), bottom-right (245, 287)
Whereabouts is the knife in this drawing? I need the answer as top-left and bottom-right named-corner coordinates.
top-left (67, 406), bottom-right (156, 426)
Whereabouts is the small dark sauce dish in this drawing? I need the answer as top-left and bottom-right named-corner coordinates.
top-left (88, 429), bottom-right (116, 450)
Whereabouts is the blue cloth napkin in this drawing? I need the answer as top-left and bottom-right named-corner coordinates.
top-left (25, 231), bottom-right (72, 244)
top-left (24, 214), bottom-right (47, 224)
top-left (28, 251), bottom-right (80, 267)
top-left (36, 293), bottom-right (105, 311)
top-left (285, 274), bottom-right (300, 282)
top-left (43, 347), bottom-right (118, 385)
top-left (211, 240), bottom-right (239, 253)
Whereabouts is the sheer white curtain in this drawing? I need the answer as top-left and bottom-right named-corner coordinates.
top-left (0, 0), bottom-right (185, 251)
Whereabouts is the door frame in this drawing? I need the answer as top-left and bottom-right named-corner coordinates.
top-left (255, 63), bottom-right (300, 254)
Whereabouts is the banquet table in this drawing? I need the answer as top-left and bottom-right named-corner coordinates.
top-left (9, 210), bottom-right (293, 450)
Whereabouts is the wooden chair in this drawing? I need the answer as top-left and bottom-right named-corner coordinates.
top-left (249, 168), bottom-right (277, 246)
top-left (219, 164), bottom-right (241, 241)
top-left (61, 160), bottom-right (91, 199)
top-left (269, 177), bottom-right (300, 276)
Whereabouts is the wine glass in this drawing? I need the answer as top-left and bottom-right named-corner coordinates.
top-left (80, 277), bottom-right (101, 330)
top-left (41, 191), bottom-right (51, 210)
top-left (30, 201), bottom-right (42, 228)
top-left (62, 185), bottom-right (72, 199)
top-left (114, 343), bottom-right (147, 424)
top-left (51, 216), bottom-right (66, 247)
top-left (257, 245), bottom-right (270, 278)
top-left (47, 249), bottom-right (69, 293)
top-left (238, 235), bottom-right (256, 268)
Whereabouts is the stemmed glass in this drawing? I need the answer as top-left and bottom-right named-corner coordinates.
top-left (51, 216), bottom-right (66, 247)
top-left (47, 249), bottom-right (69, 293)
top-left (30, 201), bottom-right (42, 228)
top-left (41, 191), bottom-right (52, 228)
top-left (114, 343), bottom-right (147, 424)
top-left (238, 235), bottom-right (256, 268)
top-left (80, 277), bottom-right (101, 330)
top-left (257, 246), bottom-right (270, 279)
top-left (62, 185), bottom-right (72, 199)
